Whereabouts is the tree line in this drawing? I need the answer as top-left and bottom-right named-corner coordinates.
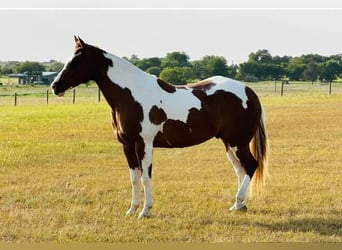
top-left (126, 50), bottom-right (342, 85)
top-left (1, 50), bottom-right (341, 85)
top-left (0, 60), bottom-right (64, 75)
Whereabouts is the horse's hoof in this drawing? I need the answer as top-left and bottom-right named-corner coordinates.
top-left (229, 204), bottom-right (247, 212)
top-left (237, 205), bottom-right (247, 212)
top-left (126, 205), bottom-right (139, 216)
top-left (137, 206), bottom-right (152, 219)
top-left (137, 211), bottom-right (151, 219)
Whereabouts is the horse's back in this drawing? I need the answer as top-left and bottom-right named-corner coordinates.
top-left (153, 76), bottom-right (261, 148)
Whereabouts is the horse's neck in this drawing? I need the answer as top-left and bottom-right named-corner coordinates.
top-left (104, 53), bottom-right (154, 90)
top-left (96, 53), bottom-right (156, 110)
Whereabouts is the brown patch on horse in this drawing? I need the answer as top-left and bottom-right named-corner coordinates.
top-left (157, 79), bottom-right (176, 93)
top-left (153, 97), bottom-right (219, 148)
top-left (149, 105), bottom-right (167, 125)
top-left (95, 61), bottom-right (144, 151)
top-left (191, 89), bottom-right (208, 102)
top-left (153, 109), bottom-right (216, 148)
top-left (153, 85), bottom-right (261, 150)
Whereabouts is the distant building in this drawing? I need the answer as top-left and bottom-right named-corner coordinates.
top-left (7, 73), bottom-right (29, 84)
top-left (7, 71), bottom-right (58, 84)
top-left (41, 72), bottom-right (59, 84)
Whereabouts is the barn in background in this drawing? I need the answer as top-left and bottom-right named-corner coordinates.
top-left (7, 71), bottom-right (58, 84)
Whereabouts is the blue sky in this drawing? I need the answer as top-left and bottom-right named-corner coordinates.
top-left (0, 1), bottom-right (341, 63)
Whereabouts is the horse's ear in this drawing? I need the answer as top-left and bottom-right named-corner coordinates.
top-left (77, 36), bottom-right (86, 47)
top-left (74, 35), bottom-right (85, 50)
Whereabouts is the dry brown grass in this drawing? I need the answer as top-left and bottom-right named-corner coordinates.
top-left (0, 84), bottom-right (341, 242)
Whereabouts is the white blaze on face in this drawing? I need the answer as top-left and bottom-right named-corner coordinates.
top-left (53, 55), bottom-right (73, 84)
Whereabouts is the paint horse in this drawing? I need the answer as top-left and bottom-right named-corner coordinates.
top-left (51, 37), bottom-right (268, 219)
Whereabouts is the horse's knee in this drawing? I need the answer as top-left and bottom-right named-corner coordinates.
top-left (130, 168), bottom-right (141, 185)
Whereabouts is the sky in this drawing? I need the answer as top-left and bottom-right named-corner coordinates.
top-left (0, 1), bottom-right (341, 64)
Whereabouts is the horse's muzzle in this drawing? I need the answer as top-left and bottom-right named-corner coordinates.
top-left (50, 82), bottom-right (65, 97)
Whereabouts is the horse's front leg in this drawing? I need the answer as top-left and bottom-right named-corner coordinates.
top-left (123, 145), bottom-right (141, 216)
top-left (135, 140), bottom-right (153, 219)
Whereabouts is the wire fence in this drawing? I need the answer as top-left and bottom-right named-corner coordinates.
top-left (248, 81), bottom-right (342, 97)
top-left (0, 81), bottom-right (341, 107)
top-left (0, 85), bottom-right (102, 106)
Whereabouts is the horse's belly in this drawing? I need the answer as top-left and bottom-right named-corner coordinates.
top-left (152, 119), bottom-right (216, 148)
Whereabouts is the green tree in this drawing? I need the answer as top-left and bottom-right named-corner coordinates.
top-left (303, 61), bottom-right (321, 84)
top-left (227, 64), bottom-right (238, 78)
top-left (239, 49), bottom-right (288, 81)
top-left (135, 57), bottom-right (161, 71)
top-left (301, 54), bottom-right (325, 64)
top-left (46, 61), bottom-right (64, 72)
top-left (146, 66), bottom-right (161, 77)
top-left (16, 61), bottom-right (45, 74)
top-left (192, 55), bottom-right (229, 79)
top-left (320, 60), bottom-right (341, 83)
top-left (0, 61), bottom-right (18, 75)
top-left (287, 57), bottom-right (305, 81)
top-left (248, 49), bottom-right (272, 64)
top-left (203, 56), bottom-right (229, 76)
top-left (126, 54), bottom-right (140, 64)
top-left (192, 59), bottom-right (210, 80)
top-left (159, 66), bottom-right (195, 85)
top-left (238, 61), bottom-right (261, 81)
top-left (161, 52), bottom-right (190, 68)
top-left (328, 54), bottom-right (342, 64)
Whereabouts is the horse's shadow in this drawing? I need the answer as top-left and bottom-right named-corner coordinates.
top-left (254, 216), bottom-right (341, 237)
top-left (204, 209), bottom-right (342, 238)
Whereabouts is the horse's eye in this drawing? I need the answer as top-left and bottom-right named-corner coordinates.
top-left (70, 49), bottom-right (83, 67)
top-left (70, 54), bottom-right (81, 67)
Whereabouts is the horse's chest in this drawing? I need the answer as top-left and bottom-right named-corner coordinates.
top-left (112, 109), bottom-right (143, 144)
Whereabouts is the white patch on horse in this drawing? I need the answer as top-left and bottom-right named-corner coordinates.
top-left (227, 146), bottom-right (246, 189)
top-left (103, 53), bottom-right (202, 138)
top-left (53, 55), bottom-right (73, 84)
top-left (205, 76), bottom-right (249, 109)
top-left (126, 168), bottom-right (140, 216)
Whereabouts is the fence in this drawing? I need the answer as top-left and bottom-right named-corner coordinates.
top-left (0, 81), bottom-right (341, 106)
top-left (248, 80), bottom-right (341, 97)
top-left (0, 85), bottom-right (103, 106)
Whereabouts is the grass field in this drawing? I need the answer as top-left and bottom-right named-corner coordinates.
top-left (0, 82), bottom-right (341, 242)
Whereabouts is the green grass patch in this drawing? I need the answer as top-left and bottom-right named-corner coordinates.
top-left (0, 88), bottom-right (341, 242)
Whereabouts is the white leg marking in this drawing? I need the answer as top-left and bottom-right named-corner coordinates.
top-left (138, 142), bottom-right (153, 219)
top-left (230, 175), bottom-right (250, 211)
top-left (227, 147), bottom-right (246, 189)
top-left (126, 168), bottom-right (141, 216)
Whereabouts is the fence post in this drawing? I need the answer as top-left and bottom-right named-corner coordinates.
top-left (281, 80), bottom-right (284, 96)
top-left (46, 89), bottom-right (49, 104)
top-left (14, 92), bottom-right (17, 106)
top-left (73, 88), bottom-right (76, 104)
top-left (98, 87), bottom-right (101, 102)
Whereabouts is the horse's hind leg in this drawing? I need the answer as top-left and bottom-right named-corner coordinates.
top-left (226, 144), bottom-right (258, 211)
top-left (227, 146), bottom-right (245, 190)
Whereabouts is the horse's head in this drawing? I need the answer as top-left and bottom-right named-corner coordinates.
top-left (51, 36), bottom-right (96, 96)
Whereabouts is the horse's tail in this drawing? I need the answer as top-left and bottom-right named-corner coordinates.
top-left (250, 105), bottom-right (269, 194)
